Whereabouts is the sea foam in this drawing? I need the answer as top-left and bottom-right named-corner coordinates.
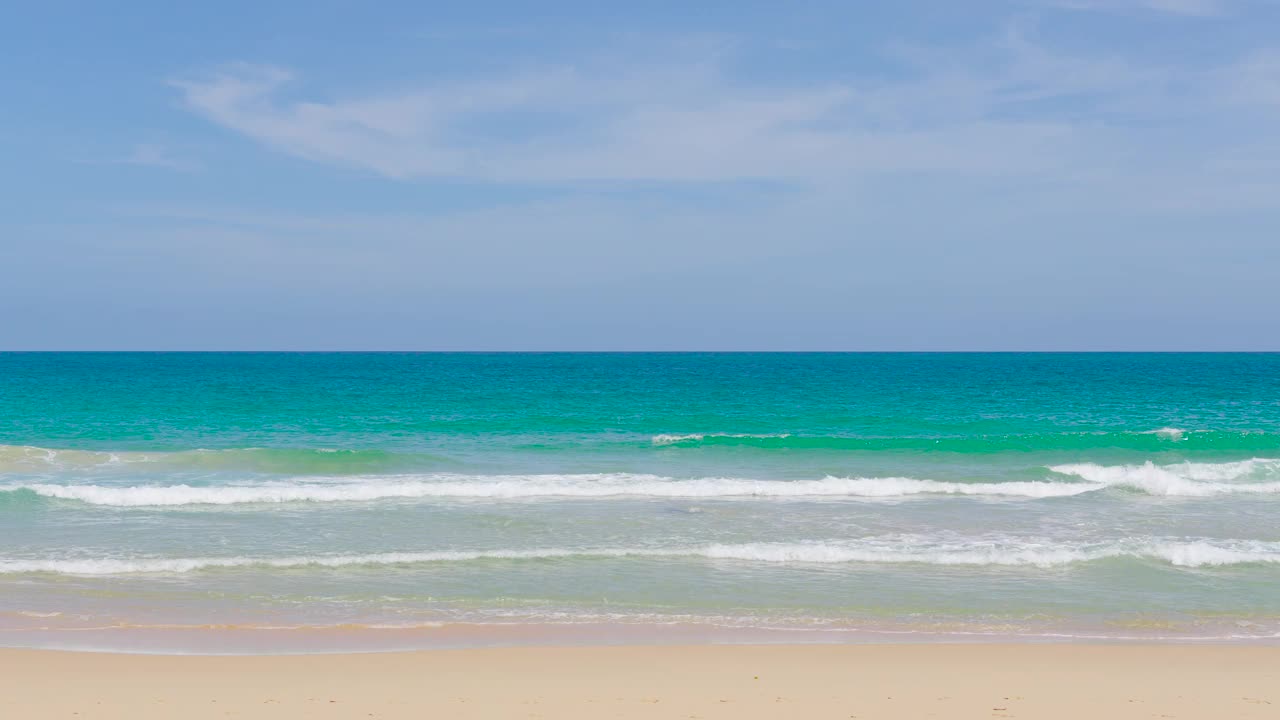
top-left (652, 433), bottom-right (792, 445)
top-left (1049, 459), bottom-right (1280, 496)
top-left (5, 474), bottom-right (1099, 506)
top-left (1141, 427), bottom-right (1187, 441)
top-left (7, 457), bottom-right (1278, 508)
top-left (4, 537), bottom-right (1279, 575)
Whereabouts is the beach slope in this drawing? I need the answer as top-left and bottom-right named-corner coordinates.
top-left (2, 644), bottom-right (1278, 719)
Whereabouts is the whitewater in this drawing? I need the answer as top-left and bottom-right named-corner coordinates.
top-left (4, 352), bottom-right (1280, 650)
top-left (5, 456), bottom-right (1279, 507)
top-left (5, 537), bottom-right (1280, 576)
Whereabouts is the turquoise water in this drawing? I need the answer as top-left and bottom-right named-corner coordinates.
top-left (2, 353), bottom-right (1280, 651)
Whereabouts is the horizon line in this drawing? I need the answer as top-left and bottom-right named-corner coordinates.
top-left (4, 350), bottom-right (1280, 354)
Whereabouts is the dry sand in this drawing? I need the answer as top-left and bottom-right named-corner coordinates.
top-left (2, 644), bottom-right (1278, 719)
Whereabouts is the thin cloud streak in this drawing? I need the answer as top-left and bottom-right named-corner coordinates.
top-left (173, 34), bottom-right (1279, 191)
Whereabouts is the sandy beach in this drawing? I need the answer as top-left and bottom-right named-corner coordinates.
top-left (2, 644), bottom-right (1277, 719)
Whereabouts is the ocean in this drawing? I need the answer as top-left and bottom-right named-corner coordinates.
top-left (2, 352), bottom-right (1279, 652)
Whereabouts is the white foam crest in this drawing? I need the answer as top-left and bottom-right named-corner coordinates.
top-left (1050, 459), bottom-right (1280, 496)
top-left (0, 444), bottom-right (159, 471)
top-left (0, 548), bottom-right (668, 576)
top-left (0, 444), bottom-right (376, 473)
top-left (1146, 541), bottom-right (1280, 567)
top-left (1174, 458), bottom-right (1280, 481)
top-left (1141, 427), bottom-right (1187, 441)
top-left (803, 477), bottom-right (1099, 498)
top-left (652, 434), bottom-right (704, 444)
top-left (651, 433), bottom-right (791, 445)
top-left (701, 541), bottom-right (1105, 567)
top-left (8, 473), bottom-right (1100, 506)
top-left (15, 458), bottom-right (1278, 507)
top-left (6, 538), bottom-right (1279, 575)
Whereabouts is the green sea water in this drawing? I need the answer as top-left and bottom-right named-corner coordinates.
top-left (2, 353), bottom-right (1279, 651)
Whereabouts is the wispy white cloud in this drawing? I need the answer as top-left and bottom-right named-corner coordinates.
top-left (174, 56), bottom-right (876, 182)
top-left (171, 29), bottom-right (1280, 199)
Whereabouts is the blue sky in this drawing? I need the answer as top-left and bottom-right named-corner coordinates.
top-left (3, 0), bottom-right (1279, 349)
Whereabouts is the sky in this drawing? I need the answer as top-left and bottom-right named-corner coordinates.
top-left (2, 0), bottom-right (1279, 350)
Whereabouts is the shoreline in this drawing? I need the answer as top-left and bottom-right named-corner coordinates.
top-left (4, 644), bottom-right (1278, 718)
top-left (7, 618), bottom-right (1280, 656)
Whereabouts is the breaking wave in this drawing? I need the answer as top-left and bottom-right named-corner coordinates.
top-left (2, 474), bottom-right (1099, 506)
top-left (652, 433), bottom-right (792, 446)
top-left (6, 457), bottom-right (1279, 507)
top-left (1049, 459), bottom-right (1280, 496)
top-left (649, 429), bottom-right (1277, 453)
top-left (5, 537), bottom-right (1280, 575)
top-left (0, 444), bottom-right (434, 475)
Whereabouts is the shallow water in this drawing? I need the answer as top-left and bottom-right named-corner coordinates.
top-left (2, 353), bottom-right (1279, 651)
